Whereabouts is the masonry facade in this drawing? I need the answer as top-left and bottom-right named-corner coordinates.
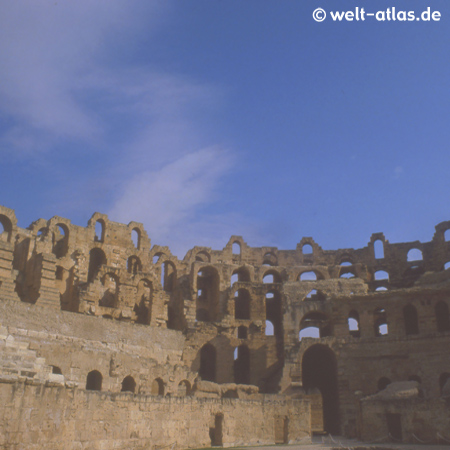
top-left (0, 204), bottom-right (449, 449)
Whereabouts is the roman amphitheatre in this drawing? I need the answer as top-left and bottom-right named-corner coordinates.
top-left (0, 203), bottom-right (449, 449)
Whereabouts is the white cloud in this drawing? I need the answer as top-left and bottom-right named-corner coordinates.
top-left (0, 0), bottom-right (246, 256)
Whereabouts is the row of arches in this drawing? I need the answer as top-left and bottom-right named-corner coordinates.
top-left (84, 370), bottom-right (192, 396)
top-left (299, 301), bottom-right (450, 341)
top-left (199, 343), bottom-right (251, 386)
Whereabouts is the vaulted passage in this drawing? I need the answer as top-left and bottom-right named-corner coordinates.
top-left (302, 344), bottom-right (339, 435)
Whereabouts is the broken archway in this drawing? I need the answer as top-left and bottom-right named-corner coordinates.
top-left (302, 344), bottom-right (340, 435)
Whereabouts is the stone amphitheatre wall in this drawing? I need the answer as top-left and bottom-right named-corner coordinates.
top-left (1, 203), bottom-right (450, 447)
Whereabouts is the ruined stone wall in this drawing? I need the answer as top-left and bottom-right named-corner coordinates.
top-left (1, 203), bottom-right (450, 447)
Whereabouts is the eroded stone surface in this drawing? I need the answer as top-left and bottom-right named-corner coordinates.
top-left (0, 204), bottom-right (450, 448)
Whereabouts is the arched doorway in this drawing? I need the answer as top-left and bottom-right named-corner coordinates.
top-left (302, 344), bottom-right (339, 435)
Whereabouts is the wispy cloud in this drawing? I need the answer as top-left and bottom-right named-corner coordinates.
top-left (0, 0), bottom-right (252, 256)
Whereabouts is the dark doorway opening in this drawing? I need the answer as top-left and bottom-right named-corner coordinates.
top-left (210, 413), bottom-right (223, 446)
top-left (302, 344), bottom-right (340, 435)
top-left (274, 415), bottom-right (289, 444)
top-left (386, 413), bottom-right (402, 442)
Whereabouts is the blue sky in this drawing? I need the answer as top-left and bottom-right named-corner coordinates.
top-left (1, 0), bottom-right (449, 257)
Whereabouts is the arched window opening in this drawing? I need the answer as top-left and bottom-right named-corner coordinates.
top-left (266, 291), bottom-right (283, 339)
top-left (262, 252), bottom-right (277, 266)
top-left (300, 312), bottom-right (331, 339)
top-left (86, 370), bottom-right (102, 391)
top-left (153, 253), bottom-right (164, 264)
top-left (195, 251), bottom-right (210, 263)
top-left (302, 345), bottom-right (340, 434)
top-left (134, 279), bottom-right (152, 325)
top-left (151, 378), bottom-right (165, 396)
top-left (161, 261), bottom-right (176, 292)
top-left (234, 289), bottom-right (251, 320)
top-left (304, 289), bottom-right (326, 301)
top-left (211, 414), bottom-right (223, 447)
top-left (439, 373), bottom-right (450, 394)
top-left (435, 301), bottom-right (450, 332)
top-left (444, 262), bottom-right (450, 270)
top-left (407, 248), bottom-right (423, 262)
top-left (88, 248), bottom-right (106, 283)
top-left (231, 267), bottom-right (251, 285)
top-left (375, 286), bottom-right (388, 292)
top-left (263, 270), bottom-right (281, 284)
top-left (199, 344), bottom-right (216, 382)
top-left (403, 304), bottom-right (419, 335)
top-left (177, 380), bottom-right (191, 396)
top-left (237, 325), bottom-right (248, 339)
top-left (377, 377), bottom-right (391, 392)
top-left (374, 270), bottom-right (389, 281)
top-left (0, 215), bottom-right (12, 242)
top-left (374, 308), bottom-right (388, 336)
top-left (374, 240), bottom-right (384, 259)
top-left (127, 256), bottom-right (142, 275)
top-left (232, 242), bottom-right (241, 255)
top-left (265, 320), bottom-right (274, 336)
top-left (37, 227), bottom-right (46, 239)
top-left (131, 228), bottom-right (140, 249)
top-left (300, 271), bottom-right (317, 281)
top-left (445, 229), bottom-right (450, 242)
top-left (52, 224), bottom-right (69, 258)
top-left (99, 273), bottom-right (118, 308)
top-left (234, 345), bottom-right (250, 385)
top-left (51, 366), bottom-right (62, 375)
top-left (121, 375), bottom-right (136, 393)
top-left (94, 220), bottom-right (105, 242)
top-left (299, 326), bottom-right (320, 340)
top-left (339, 271), bottom-right (355, 279)
top-left (348, 311), bottom-right (360, 338)
top-left (302, 244), bottom-right (313, 255)
top-left (196, 266), bottom-right (220, 322)
top-left (340, 260), bottom-right (353, 267)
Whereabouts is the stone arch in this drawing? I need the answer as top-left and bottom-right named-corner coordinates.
top-left (195, 251), bottom-right (211, 263)
top-left (177, 380), bottom-right (191, 396)
top-left (348, 310), bottom-right (360, 338)
top-left (134, 279), bottom-right (152, 325)
top-left (234, 345), bottom-right (250, 385)
top-left (0, 214), bottom-right (13, 243)
top-left (94, 219), bottom-right (105, 242)
top-left (196, 266), bottom-right (220, 322)
top-left (131, 227), bottom-right (141, 249)
top-left (232, 241), bottom-right (241, 255)
top-left (262, 251), bottom-right (277, 266)
top-left (161, 260), bottom-right (176, 292)
top-left (100, 272), bottom-right (119, 308)
top-left (300, 311), bottom-right (331, 339)
top-left (86, 370), bottom-right (102, 391)
top-left (52, 223), bottom-right (69, 258)
top-left (374, 308), bottom-right (388, 336)
top-left (199, 343), bottom-right (216, 382)
top-left (407, 248), bottom-right (423, 262)
top-left (231, 266), bottom-right (251, 284)
top-left (263, 269), bottom-right (282, 283)
top-left (151, 378), bottom-right (165, 396)
top-left (127, 255), bottom-right (142, 275)
top-left (121, 375), bottom-right (136, 393)
top-left (302, 344), bottom-right (339, 434)
top-left (88, 248), bottom-right (106, 282)
top-left (266, 290), bottom-right (283, 339)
